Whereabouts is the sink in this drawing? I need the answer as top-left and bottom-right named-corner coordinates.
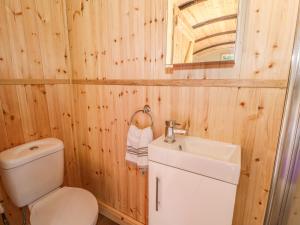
top-left (148, 135), bottom-right (241, 184)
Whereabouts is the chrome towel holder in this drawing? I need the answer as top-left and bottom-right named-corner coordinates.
top-left (130, 105), bottom-right (153, 127)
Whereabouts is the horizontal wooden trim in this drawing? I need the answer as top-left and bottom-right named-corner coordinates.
top-left (173, 60), bottom-right (235, 69)
top-left (72, 79), bottom-right (288, 88)
top-left (0, 79), bottom-right (288, 88)
top-left (193, 41), bottom-right (236, 55)
top-left (0, 79), bottom-right (70, 85)
top-left (98, 200), bottom-right (144, 225)
top-left (192, 14), bottom-right (238, 29)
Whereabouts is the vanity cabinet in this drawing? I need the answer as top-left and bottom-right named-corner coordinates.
top-left (148, 161), bottom-right (237, 225)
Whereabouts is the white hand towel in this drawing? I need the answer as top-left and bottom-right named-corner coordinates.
top-left (125, 125), bottom-right (153, 168)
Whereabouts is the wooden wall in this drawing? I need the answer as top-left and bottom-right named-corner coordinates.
top-left (73, 85), bottom-right (286, 225)
top-left (0, 0), bottom-right (80, 224)
top-left (66, 0), bottom-right (299, 225)
top-left (0, 1), bottom-right (299, 225)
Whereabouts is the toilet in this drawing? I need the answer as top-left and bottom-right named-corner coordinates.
top-left (0, 138), bottom-right (98, 225)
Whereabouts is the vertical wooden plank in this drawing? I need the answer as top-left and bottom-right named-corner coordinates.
top-left (110, 1), bottom-right (121, 78)
top-left (0, 97), bottom-right (9, 151)
top-left (95, 85), bottom-right (105, 201)
top-left (85, 85), bottom-right (102, 194)
top-left (154, 0), bottom-right (165, 79)
top-left (115, 85), bottom-right (130, 214)
top-left (27, 85), bottom-right (51, 138)
top-left (35, 0), bottom-right (70, 79)
top-left (240, 0), bottom-right (299, 80)
top-left (56, 84), bottom-right (81, 186)
top-left (133, 0), bottom-right (145, 78)
top-left (65, 0), bottom-right (84, 79)
top-left (0, 85), bottom-right (24, 146)
top-left (121, 0), bottom-right (131, 78)
top-left (188, 87), bottom-right (210, 138)
top-left (15, 85), bottom-right (38, 141)
top-left (232, 88), bottom-right (261, 225)
top-left (20, 0), bottom-right (44, 79)
top-left (4, 0), bottom-right (30, 79)
top-left (207, 87), bottom-right (238, 142)
top-left (0, 0), bottom-right (11, 79)
top-left (73, 84), bottom-right (89, 187)
top-left (45, 85), bottom-right (63, 138)
top-left (242, 88), bottom-right (286, 225)
top-left (143, 0), bottom-right (152, 78)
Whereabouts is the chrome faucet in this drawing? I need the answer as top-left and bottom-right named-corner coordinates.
top-left (164, 120), bottom-right (189, 143)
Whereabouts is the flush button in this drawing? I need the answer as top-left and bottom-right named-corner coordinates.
top-left (29, 146), bottom-right (39, 150)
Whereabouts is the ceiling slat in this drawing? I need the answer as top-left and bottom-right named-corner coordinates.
top-left (193, 41), bottom-right (236, 55)
top-left (178, 0), bottom-right (207, 10)
top-left (192, 14), bottom-right (238, 29)
top-left (195, 30), bottom-right (236, 43)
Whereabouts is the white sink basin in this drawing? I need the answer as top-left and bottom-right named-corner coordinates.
top-left (148, 135), bottom-right (241, 184)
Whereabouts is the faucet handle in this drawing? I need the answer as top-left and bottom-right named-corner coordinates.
top-left (165, 120), bottom-right (180, 128)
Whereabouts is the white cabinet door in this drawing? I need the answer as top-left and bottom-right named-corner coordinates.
top-left (149, 161), bottom-right (237, 225)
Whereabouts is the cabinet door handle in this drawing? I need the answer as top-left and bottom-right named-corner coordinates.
top-left (156, 177), bottom-right (159, 211)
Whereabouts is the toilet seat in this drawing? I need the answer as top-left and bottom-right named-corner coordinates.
top-left (29, 187), bottom-right (98, 225)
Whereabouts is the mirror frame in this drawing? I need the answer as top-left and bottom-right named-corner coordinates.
top-left (166, 0), bottom-right (244, 70)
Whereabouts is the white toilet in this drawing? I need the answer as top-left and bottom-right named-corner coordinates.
top-left (0, 138), bottom-right (98, 225)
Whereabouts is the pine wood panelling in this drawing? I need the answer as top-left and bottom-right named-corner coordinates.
top-left (0, 0), bottom-right (77, 224)
top-left (66, 0), bottom-right (298, 80)
top-left (0, 84), bottom-right (81, 224)
top-left (72, 85), bottom-right (285, 225)
top-left (0, 99), bottom-right (8, 152)
top-left (64, 2), bottom-right (298, 224)
top-left (0, 86), bottom-right (81, 186)
top-left (240, 0), bottom-right (299, 80)
top-left (0, 86), bottom-right (25, 146)
top-left (0, 0), bottom-right (10, 77)
top-left (0, 1), bottom-right (298, 225)
top-left (0, 0), bottom-right (71, 80)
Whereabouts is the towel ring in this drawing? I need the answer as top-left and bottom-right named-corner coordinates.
top-left (130, 105), bottom-right (153, 127)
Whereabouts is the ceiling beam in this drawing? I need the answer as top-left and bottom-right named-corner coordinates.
top-left (178, 0), bottom-right (207, 10)
top-left (193, 41), bottom-right (235, 55)
top-left (195, 30), bottom-right (236, 43)
top-left (192, 14), bottom-right (238, 29)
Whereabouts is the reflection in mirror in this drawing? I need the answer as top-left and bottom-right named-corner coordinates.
top-left (166, 0), bottom-right (240, 68)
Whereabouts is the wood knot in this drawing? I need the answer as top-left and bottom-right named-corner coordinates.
top-left (258, 106), bottom-right (264, 110)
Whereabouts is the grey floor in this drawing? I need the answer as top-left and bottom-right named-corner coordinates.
top-left (97, 215), bottom-right (119, 225)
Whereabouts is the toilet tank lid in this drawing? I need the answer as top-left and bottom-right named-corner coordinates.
top-left (0, 138), bottom-right (64, 170)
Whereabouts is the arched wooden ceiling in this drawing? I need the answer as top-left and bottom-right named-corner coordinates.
top-left (174, 0), bottom-right (239, 57)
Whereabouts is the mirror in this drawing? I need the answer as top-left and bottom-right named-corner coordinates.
top-left (166, 0), bottom-right (240, 69)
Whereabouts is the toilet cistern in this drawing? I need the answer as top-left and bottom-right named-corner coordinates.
top-left (164, 120), bottom-right (189, 143)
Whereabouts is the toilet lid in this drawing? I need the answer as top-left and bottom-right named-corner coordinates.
top-left (30, 187), bottom-right (98, 225)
